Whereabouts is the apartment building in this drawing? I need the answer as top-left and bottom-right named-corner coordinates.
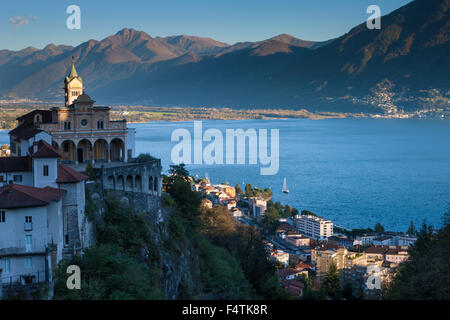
top-left (294, 214), bottom-right (333, 240)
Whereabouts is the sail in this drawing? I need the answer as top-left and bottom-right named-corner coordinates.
top-left (282, 178), bottom-right (288, 192)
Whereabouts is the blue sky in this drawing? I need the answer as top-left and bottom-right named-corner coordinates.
top-left (1, 0), bottom-right (412, 50)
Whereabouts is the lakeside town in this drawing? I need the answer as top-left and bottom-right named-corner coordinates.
top-left (0, 57), bottom-right (447, 302)
top-left (191, 177), bottom-right (418, 299)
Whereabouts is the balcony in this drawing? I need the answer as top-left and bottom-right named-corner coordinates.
top-left (24, 222), bottom-right (33, 231)
top-left (0, 240), bottom-right (47, 257)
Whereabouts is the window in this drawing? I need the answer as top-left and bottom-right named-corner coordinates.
top-left (25, 216), bottom-right (32, 223)
top-left (97, 120), bottom-right (104, 129)
top-left (43, 165), bottom-right (49, 177)
top-left (0, 175), bottom-right (3, 182)
top-left (13, 175), bottom-right (22, 182)
top-left (65, 234), bottom-right (69, 245)
top-left (64, 121), bottom-right (72, 130)
top-left (81, 119), bottom-right (88, 127)
top-left (3, 259), bottom-right (10, 273)
top-left (64, 143), bottom-right (69, 153)
top-left (0, 210), bottom-right (5, 223)
top-left (25, 257), bottom-right (32, 269)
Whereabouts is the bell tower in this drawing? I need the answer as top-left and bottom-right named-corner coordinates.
top-left (64, 57), bottom-right (83, 106)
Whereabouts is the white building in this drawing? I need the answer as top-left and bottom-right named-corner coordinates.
top-left (294, 214), bottom-right (333, 241)
top-left (0, 140), bottom-right (89, 292)
top-left (248, 197), bottom-right (267, 217)
top-left (0, 184), bottom-right (65, 288)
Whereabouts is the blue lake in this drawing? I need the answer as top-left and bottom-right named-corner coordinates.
top-left (1, 118), bottom-right (449, 231)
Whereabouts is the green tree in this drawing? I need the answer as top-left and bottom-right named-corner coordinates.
top-left (387, 215), bottom-right (450, 300)
top-left (85, 163), bottom-right (95, 181)
top-left (342, 283), bottom-right (354, 300)
top-left (235, 184), bottom-right (242, 195)
top-left (374, 222), bottom-right (385, 234)
top-left (407, 220), bottom-right (417, 235)
top-left (323, 263), bottom-right (341, 300)
top-left (136, 153), bottom-right (153, 162)
top-left (245, 184), bottom-right (255, 197)
top-left (301, 210), bottom-right (317, 217)
top-left (261, 207), bottom-right (280, 235)
top-left (169, 163), bottom-right (190, 182)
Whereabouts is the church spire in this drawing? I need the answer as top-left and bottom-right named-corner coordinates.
top-left (64, 56), bottom-right (83, 106)
top-left (66, 56), bottom-right (80, 82)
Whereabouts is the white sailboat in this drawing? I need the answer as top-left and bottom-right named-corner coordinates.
top-left (282, 177), bottom-right (289, 194)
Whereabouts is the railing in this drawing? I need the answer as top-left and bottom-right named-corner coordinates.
top-left (0, 240), bottom-right (47, 257)
top-left (24, 222), bottom-right (33, 231)
top-left (1, 271), bottom-right (47, 287)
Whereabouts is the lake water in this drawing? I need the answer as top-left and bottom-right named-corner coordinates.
top-left (1, 118), bottom-right (449, 231)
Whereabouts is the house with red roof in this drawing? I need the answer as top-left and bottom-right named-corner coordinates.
top-left (0, 183), bottom-right (65, 288)
top-left (0, 139), bottom-right (89, 291)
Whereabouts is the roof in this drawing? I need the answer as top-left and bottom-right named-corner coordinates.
top-left (56, 164), bottom-right (88, 183)
top-left (280, 279), bottom-right (305, 290)
top-left (74, 93), bottom-right (94, 104)
top-left (277, 268), bottom-right (301, 278)
top-left (9, 124), bottom-right (43, 140)
top-left (295, 261), bottom-right (313, 270)
top-left (0, 156), bottom-right (32, 172)
top-left (0, 184), bottom-right (65, 209)
top-left (374, 236), bottom-right (392, 242)
top-left (65, 58), bottom-right (82, 83)
top-left (31, 140), bottom-right (60, 158)
top-left (16, 110), bottom-right (53, 123)
top-left (364, 245), bottom-right (390, 254)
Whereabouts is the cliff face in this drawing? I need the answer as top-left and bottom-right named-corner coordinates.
top-left (86, 183), bottom-right (200, 299)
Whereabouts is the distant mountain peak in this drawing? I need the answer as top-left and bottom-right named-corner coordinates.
top-left (269, 34), bottom-right (318, 48)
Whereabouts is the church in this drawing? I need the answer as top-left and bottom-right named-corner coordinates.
top-left (9, 58), bottom-right (135, 164)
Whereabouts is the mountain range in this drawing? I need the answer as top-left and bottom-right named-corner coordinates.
top-left (0, 0), bottom-right (448, 113)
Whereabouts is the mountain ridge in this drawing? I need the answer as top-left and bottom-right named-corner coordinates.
top-left (0, 0), bottom-right (448, 113)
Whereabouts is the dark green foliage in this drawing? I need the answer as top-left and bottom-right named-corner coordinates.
top-left (136, 153), bottom-right (153, 162)
top-left (407, 220), bottom-right (417, 235)
top-left (342, 283), bottom-right (355, 300)
top-left (235, 184), bottom-right (242, 195)
top-left (54, 197), bottom-right (163, 300)
top-left (85, 163), bottom-right (95, 181)
top-left (323, 263), bottom-right (341, 300)
top-left (245, 184), bottom-right (255, 197)
top-left (244, 184), bottom-right (272, 200)
top-left (334, 226), bottom-right (374, 237)
top-left (54, 245), bottom-right (163, 300)
top-left (196, 237), bottom-right (252, 299)
top-left (168, 163), bottom-right (190, 182)
top-left (301, 209), bottom-right (317, 217)
top-left (387, 215), bottom-right (450, 300)
top-left (299, 274), bottom-right (324, 300)
top-left (260, 206), bottom-right (280, 235)
top-left (374, 222), bottom-right (385, 234)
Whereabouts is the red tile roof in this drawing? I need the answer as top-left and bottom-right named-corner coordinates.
top-left (0, 156), bottom-right (32, 172)
top-left (0, 183), bottom-right (65, 209)
top-left (31, 140), bottom-right (60, 158)
top-left (295, 261), bottom-right (313, 270)
top-left (9, 124), bottom-right (44, 140)
top-left (364, 245), bottom-right (390, 254)
top-left (56, 164), bottom-right (88, 183)
top-left (277, 268), bottom-right (301, 278)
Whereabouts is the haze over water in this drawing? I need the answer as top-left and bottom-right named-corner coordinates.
top-left (1, 118), bottom-right (448, 231)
